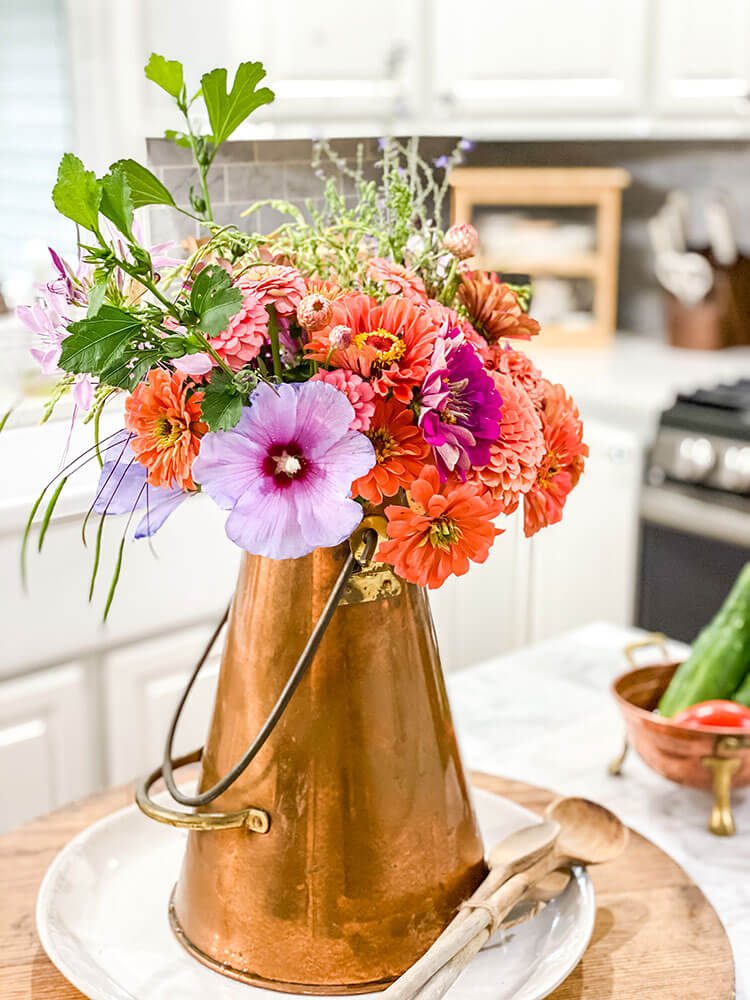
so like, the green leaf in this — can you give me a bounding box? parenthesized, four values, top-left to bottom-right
(200, 370, 244, 432)
(164, 128, 192, 149)
(52, 153, 102, 232)
(189, 265, 241, 336)
(87, 280, 108, 318)
(145, 53, 184, 100)
(110, 159, 176, 210)
(59, 306, 143, 377)
(100, 166, 134, 239)
(99, 345, 165, 389)
(38, 476, 68, 552)
(200, 62, 274, 146)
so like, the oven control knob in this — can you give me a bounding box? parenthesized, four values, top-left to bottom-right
(674, 436, 716, 482)
(717, 445, 750, 493)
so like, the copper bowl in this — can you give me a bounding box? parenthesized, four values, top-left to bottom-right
(612, 662, 750, 789)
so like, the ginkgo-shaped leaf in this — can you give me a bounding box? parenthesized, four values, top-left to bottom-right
(201, 62, 274, 146)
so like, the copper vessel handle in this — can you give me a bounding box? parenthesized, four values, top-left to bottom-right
(136, 520, 383, 822)
(624, 632, 670, 668)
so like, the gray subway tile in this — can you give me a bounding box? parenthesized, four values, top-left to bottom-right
(255, 138, 314, 163)
(146, 138, 193, 167)
(226, 163, 285, 202)
(212, 141, 257, 165)
(148, 206, 198, 246)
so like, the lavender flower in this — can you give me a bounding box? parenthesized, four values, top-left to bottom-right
(419, 327, 502, 480)
(93, 431, 187, 537)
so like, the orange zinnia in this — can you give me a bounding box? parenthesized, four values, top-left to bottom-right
(524, 381, 588, 537)
(125, 370, 207, 491)
(351, 397, 430, 503)
(305, 292, 438, 403)
(458, 271, 540, 342)
(379, 467, 503, 589)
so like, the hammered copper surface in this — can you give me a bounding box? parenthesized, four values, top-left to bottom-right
(172, 544, 486, 994)
(612, 663, 750, 789)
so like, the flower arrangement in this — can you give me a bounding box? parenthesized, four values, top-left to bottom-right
(17, 54, 587, 615)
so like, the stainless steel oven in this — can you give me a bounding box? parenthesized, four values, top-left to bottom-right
(637, 384, 750, 643)
(637, 481, 750, 643)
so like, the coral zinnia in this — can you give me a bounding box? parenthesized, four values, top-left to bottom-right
(458, 272, 540, 342)
(306, 293, 438, 403)
(419, 327, 501, 481)
(379, 467, 502, 589)
(485, 344, 545, 408)
(367, 257, 427, 302)
(209, 287, 268, 370)
(470, 371, 545, 514)
(193, 381, 374, 559)
(125, 370, 206, 491)
(351, 396, 431, 504)
(524, 381, 588, 537)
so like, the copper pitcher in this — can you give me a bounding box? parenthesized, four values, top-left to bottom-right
(137, 521, 486, 994)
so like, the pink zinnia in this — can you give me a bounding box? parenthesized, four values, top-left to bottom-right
(193, 381, 375, 559)
(367, 257, 427, 302)
(209, 288, 268, 370)
(470, 371, 545, 515)
(311, 369, 376, 432)
(241, 264, 306, 317)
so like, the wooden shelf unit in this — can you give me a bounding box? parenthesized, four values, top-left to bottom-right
(450, 167, 630, 349)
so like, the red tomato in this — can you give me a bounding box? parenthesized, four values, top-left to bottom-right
(673, 700, 750, 730)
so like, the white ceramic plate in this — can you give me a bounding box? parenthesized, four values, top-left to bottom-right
(37, 788, 594, 1000)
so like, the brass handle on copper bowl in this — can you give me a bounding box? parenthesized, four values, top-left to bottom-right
(702, 734, 750, 837)
(623, 633, 670, 669)
(136, 521, 383, 832)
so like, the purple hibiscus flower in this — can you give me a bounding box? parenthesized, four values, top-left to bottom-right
(193, 381, 375, 559)
(419, 326, 502, 481)
(93, 431, 187, 538)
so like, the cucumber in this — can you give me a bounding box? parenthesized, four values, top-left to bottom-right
(733, 671, 750, 708)
(658, 562, 750, 716)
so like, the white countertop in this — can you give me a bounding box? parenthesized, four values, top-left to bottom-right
(448, 622, 749, 998)
(529, 336, 750, 444)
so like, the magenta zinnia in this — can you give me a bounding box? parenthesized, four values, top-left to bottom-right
(418, 327, 501, 480)
(193, 381, 375, 559)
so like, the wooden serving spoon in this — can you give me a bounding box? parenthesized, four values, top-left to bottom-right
(381, 821, 559, 1000)
(389, 798, 629, 1000)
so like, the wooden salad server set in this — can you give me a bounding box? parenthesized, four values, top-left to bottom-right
(384, 796, 630, 1000)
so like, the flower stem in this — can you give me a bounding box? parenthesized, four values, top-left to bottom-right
(267, 306, 282, 379)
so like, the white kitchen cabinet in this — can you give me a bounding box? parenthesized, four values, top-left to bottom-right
(248, 1, 423, 122)
(653, 0, 750, 118)
(528, 420, 643, 642)
(104, 627, 221, 784)
(432, 0, 647, 119)
(431, 514, 530, 673)
(0, 663, 97, 832)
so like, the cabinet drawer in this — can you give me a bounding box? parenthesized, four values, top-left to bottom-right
(0, 664, 97, 832)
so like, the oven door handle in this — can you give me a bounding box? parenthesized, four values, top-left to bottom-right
(641, 484, 750, 547)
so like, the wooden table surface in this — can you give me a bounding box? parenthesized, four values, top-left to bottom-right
(0, 772, 735, 1000)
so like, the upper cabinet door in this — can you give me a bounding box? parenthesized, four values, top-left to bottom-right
(432, 0, 647, 118)
(653, 0, 750, 116)
(250, 0, 423, 122)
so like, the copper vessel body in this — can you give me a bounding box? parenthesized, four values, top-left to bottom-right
(612, 663, 750, 788)
(171, 543, 486, 994)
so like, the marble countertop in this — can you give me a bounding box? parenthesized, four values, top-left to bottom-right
(448, 621, 749, 998)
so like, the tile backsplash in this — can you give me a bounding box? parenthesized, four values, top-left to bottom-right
(148, 136, 750, 339)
